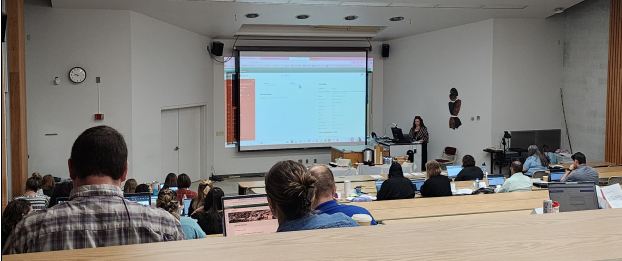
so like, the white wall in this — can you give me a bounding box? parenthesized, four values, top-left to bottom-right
(491, 19, 564, 153)
(383, 20, 494, 169)
(25, 4, 133, 178)
(212, 39, 384, 175)
(130, 12, 213, 183)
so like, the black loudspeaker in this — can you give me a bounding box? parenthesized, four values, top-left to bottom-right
(381, 44, 390, 58)
(2, 12, 7, 43)
(210, 41, 224, 56)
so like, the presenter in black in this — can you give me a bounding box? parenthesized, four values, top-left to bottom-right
(409, 116, 429, 169)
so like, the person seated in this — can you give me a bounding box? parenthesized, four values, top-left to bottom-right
(265, 160, 359, 232)
(12, 173, 50, 211)
(192, 187, 225, 235)
(495, 161, 532, 193)
(454, 155, 484, 181)
(188, 180, 212, 215)
(123, 178, 137, 193)
(522, 145, 548, 177)
(308, 166, 377, 225)
(1, 199, 32, 249)
(176, 173, 197, 200)
(377, 162, 416, 201)
(47, 181, 73, 208)
(420, 161, 453, 197)
(157, 188, 206, 240)
(2, 126, 185, 255)
(134, 184, 151, 193)
(41, 174, 56, 197)
(561, 152, 599, 184)
(164, 173, 177, 188)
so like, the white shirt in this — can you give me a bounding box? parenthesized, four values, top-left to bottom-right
(494, 172, 533, 193)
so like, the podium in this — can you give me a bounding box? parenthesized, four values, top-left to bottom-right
(379, 141, 424, 172)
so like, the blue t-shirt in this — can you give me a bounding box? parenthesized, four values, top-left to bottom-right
(315, 200, 377, 225)
(523, 156, 547, 177)
(180, 216, 206, 239)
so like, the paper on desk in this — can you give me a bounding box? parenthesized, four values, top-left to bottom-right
(454, 189, 473, 195)
(411, 173, 425, 176)
(479, 182, 487, 189)
(600, 183, 622, 209)
(370, 175, 383, 179)
(450, 183, 457, 192)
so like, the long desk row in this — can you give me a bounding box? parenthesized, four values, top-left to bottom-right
(6, 208, 621, 260)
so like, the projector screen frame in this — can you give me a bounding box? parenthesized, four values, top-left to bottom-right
(233, 46, 371, 152)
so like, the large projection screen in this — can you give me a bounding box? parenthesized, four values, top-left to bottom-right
(236, 50, 368, 151)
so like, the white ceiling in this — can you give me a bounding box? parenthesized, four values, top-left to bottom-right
(50, 0, 583, 40)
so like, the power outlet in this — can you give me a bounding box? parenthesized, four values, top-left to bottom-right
(216, 131, 225, 136)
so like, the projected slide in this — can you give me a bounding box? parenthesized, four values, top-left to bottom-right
(235, 52, 369, 151)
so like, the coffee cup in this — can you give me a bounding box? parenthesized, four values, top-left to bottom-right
(352, 214, 373, 226)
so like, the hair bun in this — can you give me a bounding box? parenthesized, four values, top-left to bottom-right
(31, 172, 42, 179)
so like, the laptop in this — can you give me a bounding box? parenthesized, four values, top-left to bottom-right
(548, 182, 599, 212)
(56, 197, 69, 205)
(391, 127, 411, 144)
(183, 198, 193, 216)
(375, 180, 385, 191)
(487, 175, 505, 187)
(222, 194, 279, 237)
(446, 165, 462, 178)
(411, 179, 425, 191)
(549, 169, 566, 182)
(124, 192, 151, 206)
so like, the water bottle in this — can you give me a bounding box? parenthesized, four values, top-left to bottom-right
(481, 162, 487, 178)
(152, 180, 159, 195)
(474, 178, 480, 189)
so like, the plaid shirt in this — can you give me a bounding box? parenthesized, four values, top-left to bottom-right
(2, 184, 186, 255)
(177, 189, 197, 201)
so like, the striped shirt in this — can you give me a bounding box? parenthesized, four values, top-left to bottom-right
(2, 184, 186, 255)
(12, 194, 49, 211)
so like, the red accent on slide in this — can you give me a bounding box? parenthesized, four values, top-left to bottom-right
(240, 79, 256, 141)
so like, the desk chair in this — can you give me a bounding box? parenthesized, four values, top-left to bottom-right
(607, 176, 622, 185)
(532, 171, 547, 180)
(435, 147, 458, 168)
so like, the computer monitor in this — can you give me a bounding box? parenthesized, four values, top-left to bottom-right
(549, 172, 565, 182)
(183, 198, 193, 216)
(391, 127, 410, 142)
(487, 175, 505, 186)
(446, 165, 462, 178)
(375, 180, 385, 191)
(411, 179, 425, 191)
(169, 186, 178, 191)
(124, 192, 151, 206)
(222, 194, 279, 237)
(56, 197, 69, 205)
(548, 182, 599, 212)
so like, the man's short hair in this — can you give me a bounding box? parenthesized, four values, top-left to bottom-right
(571, 152, 587, 164)
(511, 161, 523, 173)
(308, 166, 335, 198)
(70, 126, 127, 180)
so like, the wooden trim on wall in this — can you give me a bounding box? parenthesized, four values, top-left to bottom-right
(7, 0, 28, 198)
(606, 0, 622, 165)
(2, 42, 6, 211)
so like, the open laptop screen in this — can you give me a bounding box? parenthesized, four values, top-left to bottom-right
(487, 176, 505, 186)
(411, 180, 425, 191)
(375, 180, 384, 191)
(446, 165, 462, 178)
(183, 198, 193, 216)
(548, 182, 598, 212)
(550, 173, 565, 182)
(124, 192, 151, 206)
(222, 195, 278, 236)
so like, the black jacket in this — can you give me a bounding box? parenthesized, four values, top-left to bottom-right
(420, 175, 453, 197)
(377, 177, 416, 201)
(192, 211, 223, 235)
(454, 166, 484, 181)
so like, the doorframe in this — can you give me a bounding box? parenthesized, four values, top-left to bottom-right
(160, 103, 208, 182)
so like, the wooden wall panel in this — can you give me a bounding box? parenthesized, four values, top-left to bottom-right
(7, 0, 28, 198)
(606, 0, 622, 165)
(2, 42, 6, 211)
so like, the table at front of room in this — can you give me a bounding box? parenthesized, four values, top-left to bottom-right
(357, 163, 415, 175)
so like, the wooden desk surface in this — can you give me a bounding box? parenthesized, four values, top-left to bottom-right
(347, 190, 549, 210)
(368, 198, 544, 221)
(380, 209, 534, 225)
(558, 161, 617, 168)
(596, 166, 622, 173)
(6, 209, 621, 261)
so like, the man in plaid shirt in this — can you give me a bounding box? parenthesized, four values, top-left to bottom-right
(2, 126, 186, 255)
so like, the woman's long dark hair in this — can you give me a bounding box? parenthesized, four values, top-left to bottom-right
(388, 162, 405, 178)
(411, 116, 426, 130)
(203, 187, 225, 234)
(2, 199, 31, 232)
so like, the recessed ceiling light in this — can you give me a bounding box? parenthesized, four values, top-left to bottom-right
(389, 16, 404, 21)
(296, 14, 311, 19)
(245, 13, 260, 18)
(554, 7, 565, 14)
(344, 15, 358, 21)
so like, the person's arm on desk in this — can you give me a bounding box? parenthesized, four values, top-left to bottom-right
(494, 183, 508, 193)
(561, 163, 576, 182)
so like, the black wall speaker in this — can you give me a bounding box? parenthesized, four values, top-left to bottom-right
(381, 44, 390, 58)
(2, 12, 7, 43)
(211, 41, 224, 57)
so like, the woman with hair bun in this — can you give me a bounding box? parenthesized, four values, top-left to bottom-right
(12, 173, 50, 211)
(265, 160, 359, 232)
(156, 188, 205, 239)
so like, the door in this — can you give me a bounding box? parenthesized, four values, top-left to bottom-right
(161, 106, 203, 182)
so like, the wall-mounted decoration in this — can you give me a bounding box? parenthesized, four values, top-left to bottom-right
(448, 88, 462, 130)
